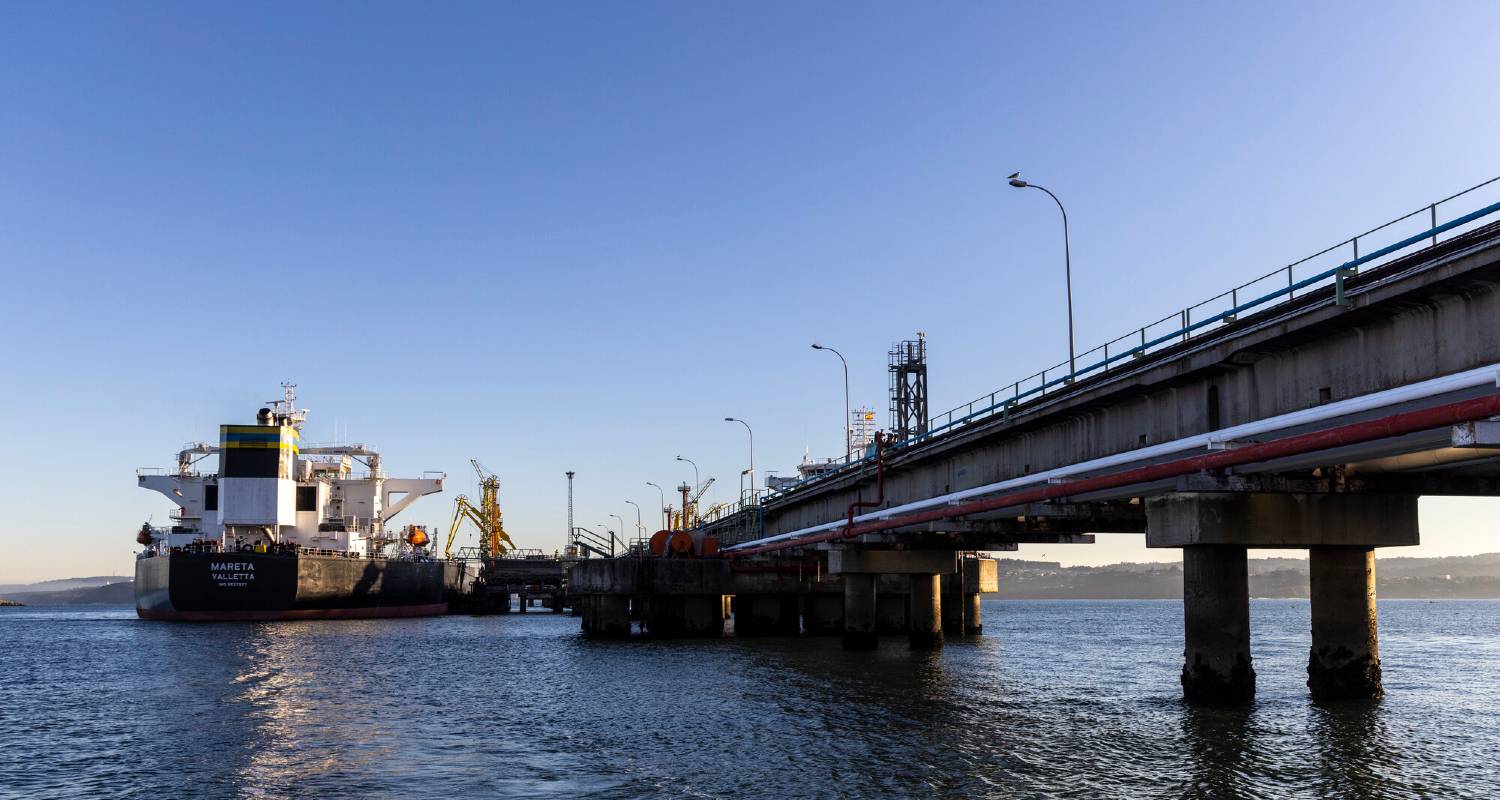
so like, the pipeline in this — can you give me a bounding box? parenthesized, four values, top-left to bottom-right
(844, 432, 887, 529)
(726, 391, 1500, 558)
(727, 362, 1500, 553)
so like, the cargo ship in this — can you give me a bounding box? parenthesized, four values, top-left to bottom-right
(134, 385, 464, 620)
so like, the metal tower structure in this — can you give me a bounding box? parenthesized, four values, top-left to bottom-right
(850, 407, 879, 458)
(889, 332, 929, 441)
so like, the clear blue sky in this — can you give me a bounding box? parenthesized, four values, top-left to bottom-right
(3, 2, 1497, 581)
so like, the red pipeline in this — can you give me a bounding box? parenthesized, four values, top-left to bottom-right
(727, 392, 1500, 558)
(844, 432, 887, 529)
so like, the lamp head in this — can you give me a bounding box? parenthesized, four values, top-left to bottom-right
(1008, 171, 1027, 188)
(724, 416, 735, 422)
(675, 455, 685, 462)
(810, 343, 823, 350)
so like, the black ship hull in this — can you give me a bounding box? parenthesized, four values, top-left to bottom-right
(135, 551, 464, 621)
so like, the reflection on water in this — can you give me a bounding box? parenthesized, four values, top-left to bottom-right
(1, 600, 1496, 799)
(1309, 700, 1398, 799)
(233, 624, 404, 791)
(1181, 703, 1258, 799)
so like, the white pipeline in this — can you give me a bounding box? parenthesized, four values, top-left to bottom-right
(727, 363, 1500, 552)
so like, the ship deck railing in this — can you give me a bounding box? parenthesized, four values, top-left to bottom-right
(139, 544, 431, 561)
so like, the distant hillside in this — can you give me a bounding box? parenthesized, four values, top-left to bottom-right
(996, 554, 1500, 599)
(0, 576, 130, 595)
(1, 581, 134, 605)
(5, 555, 1499, 605)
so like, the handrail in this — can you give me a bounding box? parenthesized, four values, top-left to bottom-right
(923, 193, 1500, 439)
(768, 176, 1500, 498)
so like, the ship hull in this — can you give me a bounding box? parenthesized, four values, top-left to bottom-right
(135, 551, 463, 621)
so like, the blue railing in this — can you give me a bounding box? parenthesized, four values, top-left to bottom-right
(769, 175, 1500, 499)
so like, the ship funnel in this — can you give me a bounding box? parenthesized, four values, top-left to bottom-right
(257, 407, 274, 425)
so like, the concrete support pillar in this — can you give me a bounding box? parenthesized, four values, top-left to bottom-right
(963, 592, 983, 635)
(1308, 547, 1382, 701)
(940, 572, 964, 635)
(581, 594, 631, 637)
(803, 593, 844, 636)
(908, 574, 943, 650)
(644, 595, 724, 637)
(842, 573, 877, 650)
(876, 593, 907, 634)
(735, 594, 799, 636)
(1181, 546, 1254, 704)
(684, 595, 724, 636)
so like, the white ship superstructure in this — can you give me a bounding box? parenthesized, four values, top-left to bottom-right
(137, 384, 443, 557)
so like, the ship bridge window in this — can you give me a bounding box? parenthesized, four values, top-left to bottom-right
(204, 484, 218, 511)
(296, 486, 317, 512)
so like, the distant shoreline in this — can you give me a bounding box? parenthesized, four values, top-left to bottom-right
(6, 596, 1500, 609)
(5, 554, 1499, 605)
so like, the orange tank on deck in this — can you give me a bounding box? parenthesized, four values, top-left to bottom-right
(648, 529, 721, 558)
(666, 531, 694, 556)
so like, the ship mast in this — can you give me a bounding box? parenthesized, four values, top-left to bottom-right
(269, 382, 308, 430)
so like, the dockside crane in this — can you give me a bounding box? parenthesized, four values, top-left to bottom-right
(444, 459, 515, 559)
(671, 476, 716, 529)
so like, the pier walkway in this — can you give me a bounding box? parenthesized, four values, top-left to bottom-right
(574, 183, 1500, 704)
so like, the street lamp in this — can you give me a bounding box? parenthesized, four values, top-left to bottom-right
(610, 514, 625, 548)
(624, 500, 644, 542)
(1008, 172, 1076, 379)
(811, 343, 851, 460)
(646, 481, 666, 530)
(724, 417, 755, 503)
(675, 455, 699, 492)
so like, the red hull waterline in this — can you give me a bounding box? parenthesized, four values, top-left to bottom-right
(137, 602, 449, 622)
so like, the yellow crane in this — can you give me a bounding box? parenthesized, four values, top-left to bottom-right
(444, 459, 515, 559)
(671, 477, 717, 530)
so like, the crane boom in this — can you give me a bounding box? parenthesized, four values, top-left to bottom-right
(443, 461, 515, 559)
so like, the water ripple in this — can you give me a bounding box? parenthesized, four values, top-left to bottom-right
(0, 600, 1496, 799)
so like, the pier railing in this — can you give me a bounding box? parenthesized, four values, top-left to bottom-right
(769, 175, 1500, 498)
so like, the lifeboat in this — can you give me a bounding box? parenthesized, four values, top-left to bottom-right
(403, 525, 430, 548)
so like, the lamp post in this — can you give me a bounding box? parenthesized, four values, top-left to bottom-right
(811, 343, 851, 460)
(646, 481, 666, 530)
(1008, 172, 1076, 379)
(724, 417, 755, 503)
(566, 471, 575, 544)
(609, 514, 625, 551)
(624, 500, 643, 543)
(675, 455, 699, 493)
